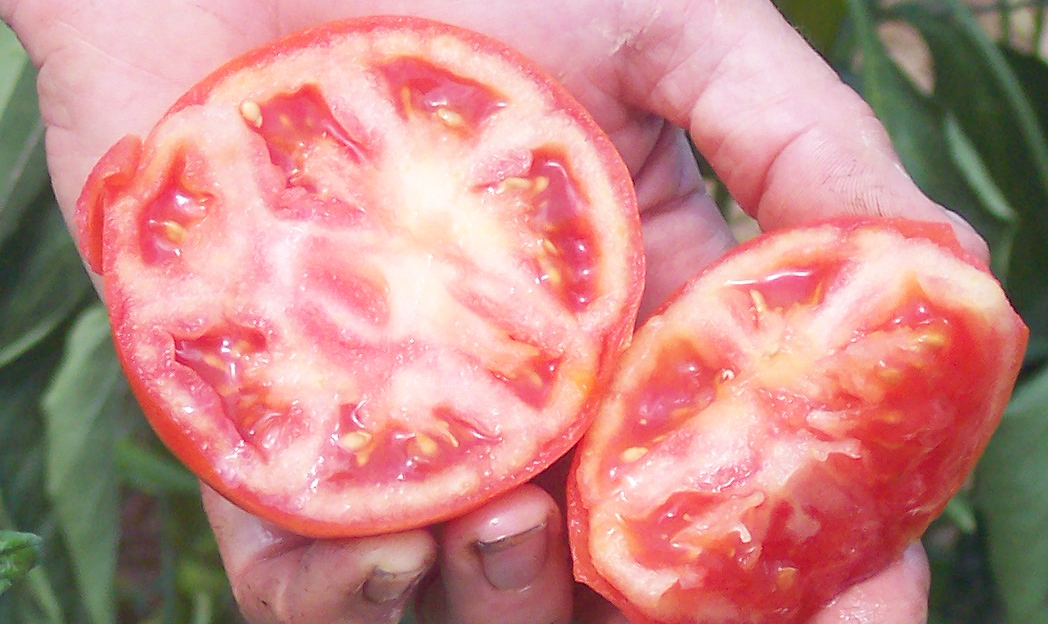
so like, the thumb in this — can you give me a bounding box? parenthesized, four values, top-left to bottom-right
(808, 542, 931, 624)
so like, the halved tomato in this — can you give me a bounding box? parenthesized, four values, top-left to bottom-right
(76, 16, 643, 537)
(568, 219, 1027, 623)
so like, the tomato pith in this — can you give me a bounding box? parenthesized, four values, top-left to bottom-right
(77, 16, 643, 537)
(568, 219, 1027, 624)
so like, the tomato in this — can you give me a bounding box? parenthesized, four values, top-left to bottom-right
(567, 219, 1027, 624)
(76, 16, 643, 537)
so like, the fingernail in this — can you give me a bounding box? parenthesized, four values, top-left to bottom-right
(943, 208, 980, 238)
(363, 566, 427, 604)
(475, 522, 548, 591)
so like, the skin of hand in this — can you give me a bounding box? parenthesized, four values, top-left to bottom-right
(0, 0, 973, 622)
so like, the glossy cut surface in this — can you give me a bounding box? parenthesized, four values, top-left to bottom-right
(569, 219, 1027, 624)
(76, 16, 643, 537)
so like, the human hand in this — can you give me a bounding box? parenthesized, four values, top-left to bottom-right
(2, 0, 975, 622)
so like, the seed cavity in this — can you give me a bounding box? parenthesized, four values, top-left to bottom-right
(326, 404, 500, 483)
(487, 152, 597, 312)
(382, 56, 506, 134)
(488, 349, 560, 408)
(140, 150, 214, 264)
(249, 84, 369, 195)
(173, 324, 286, 450)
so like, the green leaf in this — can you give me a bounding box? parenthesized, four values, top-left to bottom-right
(0, 531, 42, 594)
(0, 340, 73, 624)
(942, 495, 978, 535)
(891, 0, 1048, 357)
(775, 0, 848, 57)
(116, 440, 200, 497)
(997, 46, 1048, 363)
(0, 24, 48, 249)
(43, 306, 124, 624)
(845, 0, 1013, 254)
(0, 197, 94, 368)
(975, 366, 1048, 623)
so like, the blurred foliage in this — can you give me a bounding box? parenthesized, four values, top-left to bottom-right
(0, 20, 238, 624)
(0, 2, 1047, 623)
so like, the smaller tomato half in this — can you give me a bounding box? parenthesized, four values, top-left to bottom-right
(568, 218, 1027, 624)
(76, 17, 643, 537)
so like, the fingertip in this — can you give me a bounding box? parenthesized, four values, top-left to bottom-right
(243, 529, 436, 624)
(809, 542, 930, 624)
(445, 484, 559, 593)
(421, 485, 573, 624)
(201, 482, 438, 622)
(359, 530, 438, 605)
(942, 207, 991, 264)
(900, 541, 932, 596)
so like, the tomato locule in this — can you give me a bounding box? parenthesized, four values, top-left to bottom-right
(76, 16, 643, 537)
(568, 219, 1027, 624)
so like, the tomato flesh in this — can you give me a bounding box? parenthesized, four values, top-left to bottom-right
(77, 17, 642, 537)
(569, 219, 1027, 624)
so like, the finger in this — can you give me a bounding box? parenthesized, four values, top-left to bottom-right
(633, 121, 735, 321)
(617, 0, 987, 260)
(808, 542, 931, 624)
(2, 1, 281, 220)
(418, 485, 573, 624)
(201, 485, 436, 624)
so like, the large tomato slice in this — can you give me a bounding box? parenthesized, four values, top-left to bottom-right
(76, 16, 643, 537)
(568, 219, 1027, 624)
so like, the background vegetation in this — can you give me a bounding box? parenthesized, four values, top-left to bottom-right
(1, 1, 1047, 622)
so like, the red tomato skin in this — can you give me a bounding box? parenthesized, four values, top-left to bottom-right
(568, 218, 1028, 624)
(77, 17, 643, 537)
(76, 135, 143, 274)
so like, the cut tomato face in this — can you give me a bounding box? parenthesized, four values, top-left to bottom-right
(568, 219, 1027, 624)
(76, 16, 643, 537)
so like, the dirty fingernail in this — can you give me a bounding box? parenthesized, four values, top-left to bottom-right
(475, 523, 548, 591)
(363, 566, 427, 604)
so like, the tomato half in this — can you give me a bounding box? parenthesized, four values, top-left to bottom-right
(568, 219, 1027, 624)
(76, 16, 643, 537)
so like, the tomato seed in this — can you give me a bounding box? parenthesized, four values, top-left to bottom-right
(338, 431, 373, 453)
(750, 289, 770, 318)
(620, 447, 648, 463)
(414, 433, 439, 457)
(497, 177, 532, 193)
(775, 566, 799, 590)
(918, 331, 947, 348)
(159, 220, 187, 244)
(239, 100, 264, 128)
(434, 107, 465, 128)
